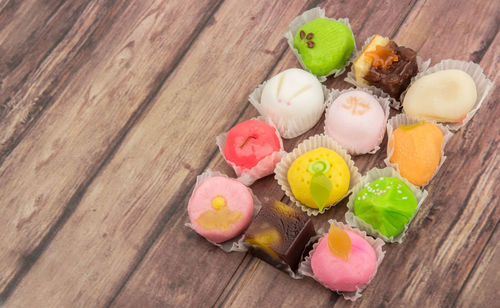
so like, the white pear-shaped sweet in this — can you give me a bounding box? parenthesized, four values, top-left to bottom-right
(403, 70, 477, 122)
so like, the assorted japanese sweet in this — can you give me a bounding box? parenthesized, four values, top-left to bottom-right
(244, 199, 316, 271)
(183, 6, 496, 303)
(325, 90, 386, 155)
(221, 119, 283, 184)
(389, 121, 444, 186)
(310, 224, 377, 292)
(353, 34, 418, 98)
(293, 18, 355, 76)
(287, 147, 350, 211)
(188, 176, 254, 243)
(259, 68, 325, 138)
(353, 176, 418, 238)
(403, 70, 477, 123)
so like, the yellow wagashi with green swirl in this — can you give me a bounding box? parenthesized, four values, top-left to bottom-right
(287, 148, 350, 210)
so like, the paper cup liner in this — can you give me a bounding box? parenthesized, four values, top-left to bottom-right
(274, 134, 361, 216)
(249, 80, 330, 139)
(399, 59, 494, 131)
(324, 87, 391, 155)
(284, 7, 358, 81)
(344, 167, 428, 243)
(248, 248, 305, 280)
(384, 113, 453, 187)
(185, 169, 262, 252)
(344, 34, 431, 109)
(216, 116, 286, 186)
(284, 264, 304, 279)
(298, 220, 385, 301)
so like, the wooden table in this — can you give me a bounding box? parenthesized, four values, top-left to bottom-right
(0, 0, 498, 307)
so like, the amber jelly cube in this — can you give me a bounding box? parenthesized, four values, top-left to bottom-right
(244, 199, 315, 272)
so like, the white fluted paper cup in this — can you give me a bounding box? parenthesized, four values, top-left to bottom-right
(344, 34, 431, 109)
(324, 87, 391, 155)
(216, 116, 286, 186)
(274, 134, 361, 216)
(384, 113, 453, 187)
(345, 167, 428, 243)
(185, 170, 262, 252)
(249, 79, 330, 139)
(400, 59, 494, 131)
(298, 220, 385, 301)
(284, 7, 358, 81)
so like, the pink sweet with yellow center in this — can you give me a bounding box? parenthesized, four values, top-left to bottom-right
(188, 176, 254, 243)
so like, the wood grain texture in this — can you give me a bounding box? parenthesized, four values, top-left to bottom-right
(2, 0, 316, 306)
(0, 0, 91, 162)
(215, 0, 500, 306)
(0, 0, 498, 307)
(0, 0, 221, 299)
(454, 220, 500, 308)
(110, 0, 430, 307)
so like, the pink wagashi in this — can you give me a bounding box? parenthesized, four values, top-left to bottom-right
(188, 176, 254, 243)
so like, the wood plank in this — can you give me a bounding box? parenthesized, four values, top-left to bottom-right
(214, 0, 426, 304)
(2, 1, 497, 307)
(215, 0, 500, 307)
(444, 34, 500, 308)
(454, 219, 500, 307)
(330, 4, 500, 307)
(1, 0, 316, 306)
(0, 0, 91, 162)
(0, 0, 221, 299)
(108, 1, 431, 307)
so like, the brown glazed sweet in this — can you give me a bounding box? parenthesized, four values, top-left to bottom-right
(364, 41, 418, 99)
(244, 199, 316, 272)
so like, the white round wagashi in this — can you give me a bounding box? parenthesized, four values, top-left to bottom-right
(261, 68, 324, 138)
(403, 70, 477, 122)
(325, 90, 385, 155)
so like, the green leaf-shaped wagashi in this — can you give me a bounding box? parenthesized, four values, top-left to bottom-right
(310, 173, 331, 211)
(307, 158, 333, 211)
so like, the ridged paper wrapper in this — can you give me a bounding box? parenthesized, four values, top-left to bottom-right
(345, 167, 428, 243)
(324, 87, 391, 155)
(216, 116, 286, 186)
(284, 7, 358, 81)
(298, 220, 385, 301)
(274, 134, 361, 216)
(400, 59, 494, 131)
(185, 170, 262, 252)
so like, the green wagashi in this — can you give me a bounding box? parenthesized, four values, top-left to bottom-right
(354, 176, 417, 238)
(293, 18, 355, 76)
